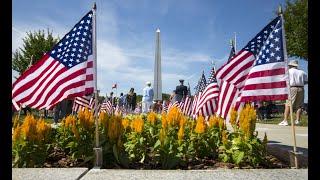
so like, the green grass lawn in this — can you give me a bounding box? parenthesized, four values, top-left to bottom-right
(256, 113, 308, 127)
(12, 113, 55, 125)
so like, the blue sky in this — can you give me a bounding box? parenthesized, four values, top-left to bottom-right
(12, 0, 308, 102)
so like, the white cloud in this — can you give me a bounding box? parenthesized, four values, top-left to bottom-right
(12, 1, 218, 97)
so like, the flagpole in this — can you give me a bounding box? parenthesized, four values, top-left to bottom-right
(234, 32, 237, 53)
(279, 5, 299, 169)
(92, 2, 102, 168)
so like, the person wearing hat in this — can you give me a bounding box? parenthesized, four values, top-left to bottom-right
(142, 81, 154, 113)
(279, 60, 308, 126)
(175, 79, 188, 102)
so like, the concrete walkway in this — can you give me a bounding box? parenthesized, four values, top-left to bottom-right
(12, 168, 308, 180)
(12, 168, 88, 180)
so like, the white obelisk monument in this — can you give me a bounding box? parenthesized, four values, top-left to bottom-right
(154, 28, 162, 101)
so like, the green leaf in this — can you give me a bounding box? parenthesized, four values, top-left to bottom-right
(140, 153, 145, 163)
(154, 140, 161, 149)
(113, 144, 120, 163)
(233, 151, 244, 164)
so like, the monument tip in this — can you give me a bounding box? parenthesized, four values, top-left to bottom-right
(156, 28, 160, 32)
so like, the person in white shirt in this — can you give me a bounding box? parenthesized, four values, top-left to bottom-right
(142, 81, 154, 113)
(279, 60, 308, 126)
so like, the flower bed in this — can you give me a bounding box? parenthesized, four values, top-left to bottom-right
(12, 105, 289, 169)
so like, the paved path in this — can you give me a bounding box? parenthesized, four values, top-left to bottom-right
(255, 123, 308, 149)
(12, 168, 88, 180)
(12, 168, 307, 180)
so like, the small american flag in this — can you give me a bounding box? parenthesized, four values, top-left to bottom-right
(216, 16, 288, 119)
(72, 96, 90, 113)
(168, 101, 179, 111)
(181, 96, 192, 116)
(193, 72, 207, 117)
(195, 66, 219, 118)
(12, 10, 94, 110)
(100, 100, 113, 114)
(228, 40, 236, 62)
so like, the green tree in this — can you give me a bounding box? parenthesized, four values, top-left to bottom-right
(283, 0, 308, 60)
(12, 29, 59, 75)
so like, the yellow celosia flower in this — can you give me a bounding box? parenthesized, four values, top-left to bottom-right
(161, 112, 168, 129)
(229, 107, 238, 128)
(107, 116, 123, 141)
(99, 111, 106, 124)
(208, 115, 219, 128)
(221, 130, 228, 145)
(130, 117, 144, 133)
(167, 106, 183, 127)
(179, 116, 187, 128)
(13, 124, 22, 142)
(195, 115, 206, 134)
(36, 119, 51, 141)
(178, 126, 184, 141)
(147, 112, 157, 125)
(122, 118, 130, 130)
(64, 115, 76, 128)
(159, 128, 166, 145)
(239, 104, 257, 139)
(21, 114, 37, 141)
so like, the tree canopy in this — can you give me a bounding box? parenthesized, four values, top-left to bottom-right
(12, 29, 59, 75)
(283, 0, 308, 60)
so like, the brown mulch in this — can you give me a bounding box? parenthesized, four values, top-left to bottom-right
(43, 147, 289, 169)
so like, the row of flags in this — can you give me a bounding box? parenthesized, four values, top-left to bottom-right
(163, 15, 287, 121)
(12, 7, 288, 122)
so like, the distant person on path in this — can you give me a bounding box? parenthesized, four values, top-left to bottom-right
(53, 102, 62, 124)
(142, 81, 154, 113)
(107, 92, 116, 107)
(118, 93, 125, 108)
(279, 60, 308, 126)
(152, 100, 162, 113)
(170, 90, 176, 104)
(175, 79, 188, 102)
(127, 88, 137, 112)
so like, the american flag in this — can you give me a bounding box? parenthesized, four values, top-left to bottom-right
(100, 100, 113, 114)
(168, 101, 179, 111)
(162, 102, 169, 112)
(191, 72, 206, 118)
(216, 16, 288, 119)
(12, 11, 94, 110)
(228, 40, 236, 62)
(195, 66, 219, 118)
(181, 96, 192, 116)
(72, 96, 90, 113)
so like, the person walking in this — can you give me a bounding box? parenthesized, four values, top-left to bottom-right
(175, 79, 188, 102)
(127, 88, 137, 112)
(118, 93, 125, 108)
(279, 60, 308, 126)
(107, 92, 116, 107)
(142, 81, 154, 113)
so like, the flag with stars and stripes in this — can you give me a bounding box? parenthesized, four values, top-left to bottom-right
(72, 96, 90, 113)
(12, 10, 94, 110)
(195, 66, 219, 118)
(191, 72, 207, 118)
(181, 96, 192, 116)
(215, 16, 288, 119)
(228, 40, 236, 62)
(100, 100, 113, 115)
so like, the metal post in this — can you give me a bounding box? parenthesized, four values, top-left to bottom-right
(234, 32, 237, 53)
(279, 5, 299, 169)
(92, 2, 103, 168)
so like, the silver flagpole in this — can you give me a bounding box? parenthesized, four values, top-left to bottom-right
(234, 32, 237, 53)
(92, 2, 102, 168)
(279, 5, 299, 168)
